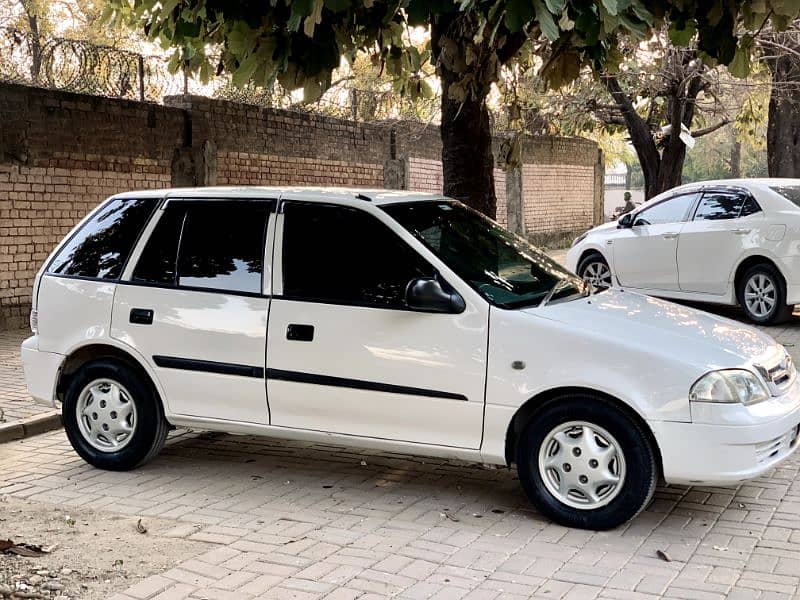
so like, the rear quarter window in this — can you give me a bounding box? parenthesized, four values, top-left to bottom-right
(770, 185, 800, 207)
(48, 197, 157, 280)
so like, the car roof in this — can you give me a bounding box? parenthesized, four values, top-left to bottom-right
(111, 186, 447, 206)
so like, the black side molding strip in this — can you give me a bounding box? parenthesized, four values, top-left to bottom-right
(153, 355, 264, 378)
(266, 368, 467, 401)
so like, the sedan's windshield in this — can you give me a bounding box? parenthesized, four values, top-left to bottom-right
(383, 201, 587, 309)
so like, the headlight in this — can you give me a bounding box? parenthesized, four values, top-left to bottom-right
(571, 232, 588, 247)
(689, 369, 770, 406)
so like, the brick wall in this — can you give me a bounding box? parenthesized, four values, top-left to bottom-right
(0, 82, 601, 329)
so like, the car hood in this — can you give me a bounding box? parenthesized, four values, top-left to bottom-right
(522, 289, 782, 371)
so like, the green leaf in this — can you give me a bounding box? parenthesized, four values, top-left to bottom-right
(601, 0, 618, 16)
(668, 20, 696, 46)
(545, 0, 566, 14)
(504, 0, 536, 32)
(534, 0, 560, 41)
(324, 0, 351, 12)
(232, 53, 259, 86)
(728, 35, 753, 78)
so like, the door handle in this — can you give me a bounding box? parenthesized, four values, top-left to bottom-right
(129, 308, 154, 325)
(662, 232, 679, 239)
(732, 228, 751, 235)
(287, 324, 314, 342)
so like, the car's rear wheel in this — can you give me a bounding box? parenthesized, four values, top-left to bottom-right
(63, 359, 169, 471)
(737, 263, 794, 325)
(516, 395, 657, 530)
(577, 253, 612, 290)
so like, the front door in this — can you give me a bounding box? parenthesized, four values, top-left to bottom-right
(678, 191, 763, 294)
(112, 198, 275, 424)
(612, 192, 699, 290)
(266, 201, 487, 449)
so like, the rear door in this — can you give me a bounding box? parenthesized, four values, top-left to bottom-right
(612, 192, 699, 290)
(112, 198, 275, 424)
(678, 190, 763, 294)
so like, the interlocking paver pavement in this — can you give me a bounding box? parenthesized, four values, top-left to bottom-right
(0, 327, 42, 424)
(3, 279, 800, 598)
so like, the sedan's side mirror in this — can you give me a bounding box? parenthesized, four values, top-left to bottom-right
(618, 213, 633, 228)
(405, 277, 466, 314)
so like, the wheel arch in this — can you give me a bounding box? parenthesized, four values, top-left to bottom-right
(733, 254, 787, 293)
(503, 386, 663, 476)
(576, 248, 609, 271)
(56, 342, 164, 411)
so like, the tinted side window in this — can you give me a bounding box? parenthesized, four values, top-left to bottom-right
(634, 193, 697, 226)
(177, 202, 270, 294)
(48, 198, 156, 279)
(282, 203, 433, 308)
(739, 196, 761, 217)
(694, 192, 746, 220)
(132, 205, 185, 285)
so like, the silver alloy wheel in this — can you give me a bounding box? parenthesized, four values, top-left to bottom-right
(75, 378, 137, 452)
(538, 421, 626, 510)
(744, 273, 777, 318)
(581, 261, 612, 289)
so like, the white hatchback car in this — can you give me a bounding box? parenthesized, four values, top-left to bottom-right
(568, 179, 800, 324)
(22, 187, 800, 530)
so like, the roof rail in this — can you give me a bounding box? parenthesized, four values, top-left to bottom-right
(355, 193, 372, 202)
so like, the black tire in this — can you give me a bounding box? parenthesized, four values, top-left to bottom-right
(577, 253, 613, 290)
(736, 263, 794, 325)
(516, 395, 657, 530)
(63, 359, 169, 471)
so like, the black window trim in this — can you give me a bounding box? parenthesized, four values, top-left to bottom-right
(44, 195, 162, 281)
(277, 199, 450, 313)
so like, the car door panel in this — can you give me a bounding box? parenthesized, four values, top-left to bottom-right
(112, 198, 275, 425)
(266, 201, 487, 449)
(678, 192, 764, 294)
(612, 224, 684, 290)
(266, 299, 486, 447)
(611, 193, 699, 291)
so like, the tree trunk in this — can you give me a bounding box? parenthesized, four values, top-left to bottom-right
(432, 15, 496, 218)
(20, 0, 42, 81)
(439, 77, 496, 217)
(730, 135, 742, 178)
(766, 37, 800, 177)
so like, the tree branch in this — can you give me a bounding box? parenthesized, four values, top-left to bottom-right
(691, 118, 731, 137)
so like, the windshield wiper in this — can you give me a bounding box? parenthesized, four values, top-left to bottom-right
(539, 279, 572, 307)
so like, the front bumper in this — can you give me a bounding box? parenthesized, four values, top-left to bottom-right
(652, 383, 800, 485)
(20, 335, 63, 408)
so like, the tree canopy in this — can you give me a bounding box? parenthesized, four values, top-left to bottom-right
(107, 0, 800, 217)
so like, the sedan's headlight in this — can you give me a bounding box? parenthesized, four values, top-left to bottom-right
(689, 369, 770, 406)
(571, 232, 588, 247)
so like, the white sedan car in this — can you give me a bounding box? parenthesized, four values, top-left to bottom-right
(568, 179, 800, 324)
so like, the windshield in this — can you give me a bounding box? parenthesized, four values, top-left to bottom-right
(383, 201, 587, 309)
(770, 185, 800, 207)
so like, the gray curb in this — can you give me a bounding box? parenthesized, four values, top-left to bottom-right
(0, 411, 62, 443)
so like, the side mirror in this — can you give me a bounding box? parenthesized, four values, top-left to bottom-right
(618, 213, 633, 228)
(405, 277, 466, 314)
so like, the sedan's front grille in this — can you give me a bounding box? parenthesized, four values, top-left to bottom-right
(755, 424, 800, 464)
(755, 354, 796, 396)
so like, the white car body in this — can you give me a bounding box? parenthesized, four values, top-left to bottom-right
(567, 178, 800, 308)
(20, 187, 800, 517)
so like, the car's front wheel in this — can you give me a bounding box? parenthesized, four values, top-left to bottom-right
(577, 253, 613, 290)
(737, 263, 794, 325)
(516, 395, 657, 530)
(63, 359, 169, 471)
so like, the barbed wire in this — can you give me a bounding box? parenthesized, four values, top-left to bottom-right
(0, 27, 451, 127)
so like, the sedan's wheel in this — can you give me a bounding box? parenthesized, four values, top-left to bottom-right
(577, 254, 612, 290)
(517, 395, 657, 530)
(737, 263, 793, 325)
(63, 359, 169, 471)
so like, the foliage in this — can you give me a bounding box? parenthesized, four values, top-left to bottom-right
(682, 127, 767, 182)
(104, 0, 800, 101)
